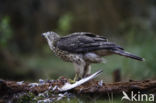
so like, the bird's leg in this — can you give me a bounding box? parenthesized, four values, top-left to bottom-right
(82, 64, 91, 78)
(70, 63, 91, 83)
(69, 73, 80, 84)
(69, 63, 83, 83)
(73, 73, 78, 81)
(73, 62, 85, 77)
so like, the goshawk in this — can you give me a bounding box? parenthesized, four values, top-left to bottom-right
(42, 32, 144, 79)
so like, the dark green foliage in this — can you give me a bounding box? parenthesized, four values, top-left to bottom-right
(0, 17, 12, 48)
(57, 12, 73, 34)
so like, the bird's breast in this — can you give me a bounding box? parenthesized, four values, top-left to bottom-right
(52, 47, 84, 64)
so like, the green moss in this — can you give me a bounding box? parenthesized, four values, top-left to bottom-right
(16, 92, 37, 103)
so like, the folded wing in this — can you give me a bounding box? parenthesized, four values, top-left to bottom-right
(55, 32, 123, 53)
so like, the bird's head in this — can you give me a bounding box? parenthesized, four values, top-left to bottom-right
(42, 31, 60, 50)
(42, 31, 60, 42)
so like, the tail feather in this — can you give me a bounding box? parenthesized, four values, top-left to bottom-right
(113, 50, 144, 61)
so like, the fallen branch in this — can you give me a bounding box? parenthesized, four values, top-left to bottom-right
(0, 77, 156, 102)
(73, 79, 156, 95)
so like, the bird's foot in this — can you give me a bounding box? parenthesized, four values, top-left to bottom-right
(68, 74, 79, 84)
(68, 79, 76, 84)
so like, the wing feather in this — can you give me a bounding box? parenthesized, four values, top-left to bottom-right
(55, 32, 123, 53)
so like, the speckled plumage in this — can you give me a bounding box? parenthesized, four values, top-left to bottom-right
(42, 31, 144, 79)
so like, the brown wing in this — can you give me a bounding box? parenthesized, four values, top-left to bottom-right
(55, 32, 123, 53)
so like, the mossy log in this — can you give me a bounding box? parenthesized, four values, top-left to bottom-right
(0, 78, 156, 99)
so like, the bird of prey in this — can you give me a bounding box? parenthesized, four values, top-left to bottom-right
(42, 31, 144, 80)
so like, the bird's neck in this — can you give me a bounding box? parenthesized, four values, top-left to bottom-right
(47, 37, 59, 51)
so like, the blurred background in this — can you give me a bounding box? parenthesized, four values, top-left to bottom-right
(0, 0, 156, 82)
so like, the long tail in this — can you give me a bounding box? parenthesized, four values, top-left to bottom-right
(112, 49, 144, 61)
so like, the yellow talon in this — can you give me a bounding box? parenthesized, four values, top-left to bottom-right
(68, 74, 78, 84)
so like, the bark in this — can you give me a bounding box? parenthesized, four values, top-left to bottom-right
(0, 78, 155, 99)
